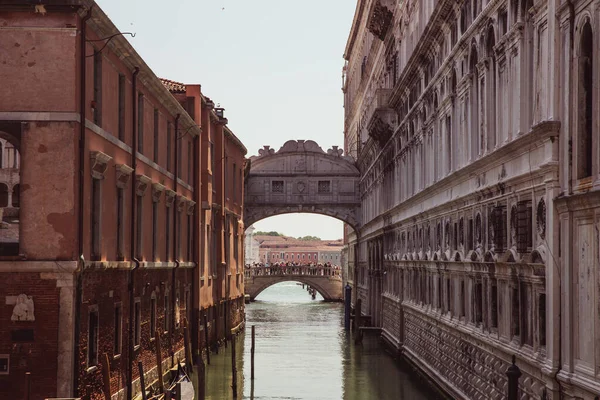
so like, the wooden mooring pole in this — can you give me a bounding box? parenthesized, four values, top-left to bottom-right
(155, 329, 165, 394)
(195, 355, 206, 400)
(138, 361, 147, 400)
(231, 333, 238, 398)
(25, 372, 31, 400)
(354, 298, 362, 344)
(251, 325, 256, 380)
(203, 314, 211, 365)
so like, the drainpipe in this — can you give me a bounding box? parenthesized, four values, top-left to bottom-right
(192, 133, 200, 357)
(566, 0, 575, 197)
(127, 258, 140, 400)
(126, 66, 140, 400)
(172, 259, 180, 365)
(73, 7, 92, 397)
(172, 115, 181, 363)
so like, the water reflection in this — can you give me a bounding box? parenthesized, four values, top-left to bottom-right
(202, 282, 439, 400)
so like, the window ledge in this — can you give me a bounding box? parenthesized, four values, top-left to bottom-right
(134, 345, 141, 352)
(113, 354, 121, 361)
(150, 337, 155, 343)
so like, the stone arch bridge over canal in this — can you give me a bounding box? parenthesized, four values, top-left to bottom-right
(244, 264, 343, 301)
(244, 140, 361, 231)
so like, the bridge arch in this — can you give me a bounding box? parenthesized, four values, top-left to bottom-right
(244, 140, 361, 231)
(249, 278, 337, 302)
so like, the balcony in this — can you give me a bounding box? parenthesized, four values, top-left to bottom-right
(367, 89, 396, 146)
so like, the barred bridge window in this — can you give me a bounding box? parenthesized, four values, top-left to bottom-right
(271, 180, 284, 193)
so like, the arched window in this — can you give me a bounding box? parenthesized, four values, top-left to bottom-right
(470, 45, 481, 160)
(486, 26, 497, 151)
(578, 21, 594, 179)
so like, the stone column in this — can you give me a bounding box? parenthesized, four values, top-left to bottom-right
(7, 186, 13, 208)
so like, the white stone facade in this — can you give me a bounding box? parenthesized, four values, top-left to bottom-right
(343, 0, 600, 399)
(244, 225, 261, 265)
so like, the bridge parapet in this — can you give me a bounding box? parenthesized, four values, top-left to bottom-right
(244, 265, 342, 279)
(244, 264, 343, 301)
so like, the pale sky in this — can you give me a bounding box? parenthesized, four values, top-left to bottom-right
(96, 0, 356, 240)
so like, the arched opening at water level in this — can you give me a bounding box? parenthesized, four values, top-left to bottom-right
(244, 214, 349, 302)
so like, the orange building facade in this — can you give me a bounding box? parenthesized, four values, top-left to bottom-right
(0, 1, 246, 399)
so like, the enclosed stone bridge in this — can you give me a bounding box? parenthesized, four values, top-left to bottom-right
(244, 265, 343, 301)
(244, 140, 361, 230)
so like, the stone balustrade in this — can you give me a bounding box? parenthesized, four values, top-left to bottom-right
(244, 265, 341, 279)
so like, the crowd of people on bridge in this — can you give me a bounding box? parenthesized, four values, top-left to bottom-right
(244, 262, 341, 277)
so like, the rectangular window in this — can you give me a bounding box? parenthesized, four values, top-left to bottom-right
(93, 51, 102, 126)
(446, 116, 452, 172)
(136, 195, 143, 259)
(166, 206, 171, 261)
(490, 282, 498, 328)
(177, 139, 182, 176)
(177, 210, 182, 259)
(152, 201, 158, 261)
(272, 180, 284, 193)
(474, 282, 483, 325)
(163, 293, 170, 333)
(150, 296, 157, 338)
(446, 278, 451, 314)
(188, 144, 193, 184)
(118, 74, 126, 141)
(233, 164, 237, 202)
(459, 280, 465, 317)
(153, 109, 159, 162)
(91, 178, 102, 261)
(516, 200, 533, 253)
(167, 122, 172, 172)
(134, 299, 141, 347)
(116, 188, 124, 261)
(512, 287, 520, 338)
(210, 142, 215, 173)
(88, 307, 99, 367)
(467, 218, 474, 252)
(114, 303, 122, 356)
(318, 181, 331, 193)
(539, 293, 546, 347)
(187, 214, 192, 261)
(137, 94, 144, 154)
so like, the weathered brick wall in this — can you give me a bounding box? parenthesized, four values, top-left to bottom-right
(77, 266, 194, 399)
(0, 272, 61, 399)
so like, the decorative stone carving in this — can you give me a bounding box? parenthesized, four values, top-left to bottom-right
(176, 196, 187, 213)
(367, 0, 393, 40)
(165, 190, 176, 208)
(151, 182, 165, 203)
(327, 146, 344, 157)
(115, 164, 134, 189)
(90, 151, 112, 180)
(7, 294, 35, 321)
(135, 174, 152, 196)
(187, 200, 196, 215)
(537, 199, 546, 240)
(296, 181, 306, 193)
(258, 146, 275, 157)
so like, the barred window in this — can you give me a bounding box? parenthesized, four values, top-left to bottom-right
(318, 181, 331, 193)
(272, 181, 284, 193)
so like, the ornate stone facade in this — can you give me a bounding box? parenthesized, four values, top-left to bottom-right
(244, 140, 361, 230)
(343, 0, 600, 399)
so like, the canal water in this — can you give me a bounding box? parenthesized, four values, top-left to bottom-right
(202, 282, 440, 400)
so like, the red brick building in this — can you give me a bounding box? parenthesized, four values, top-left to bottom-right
(0, 1, 246, 399)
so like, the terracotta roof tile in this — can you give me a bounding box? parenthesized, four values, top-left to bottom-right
(160, 78, 186, 94)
